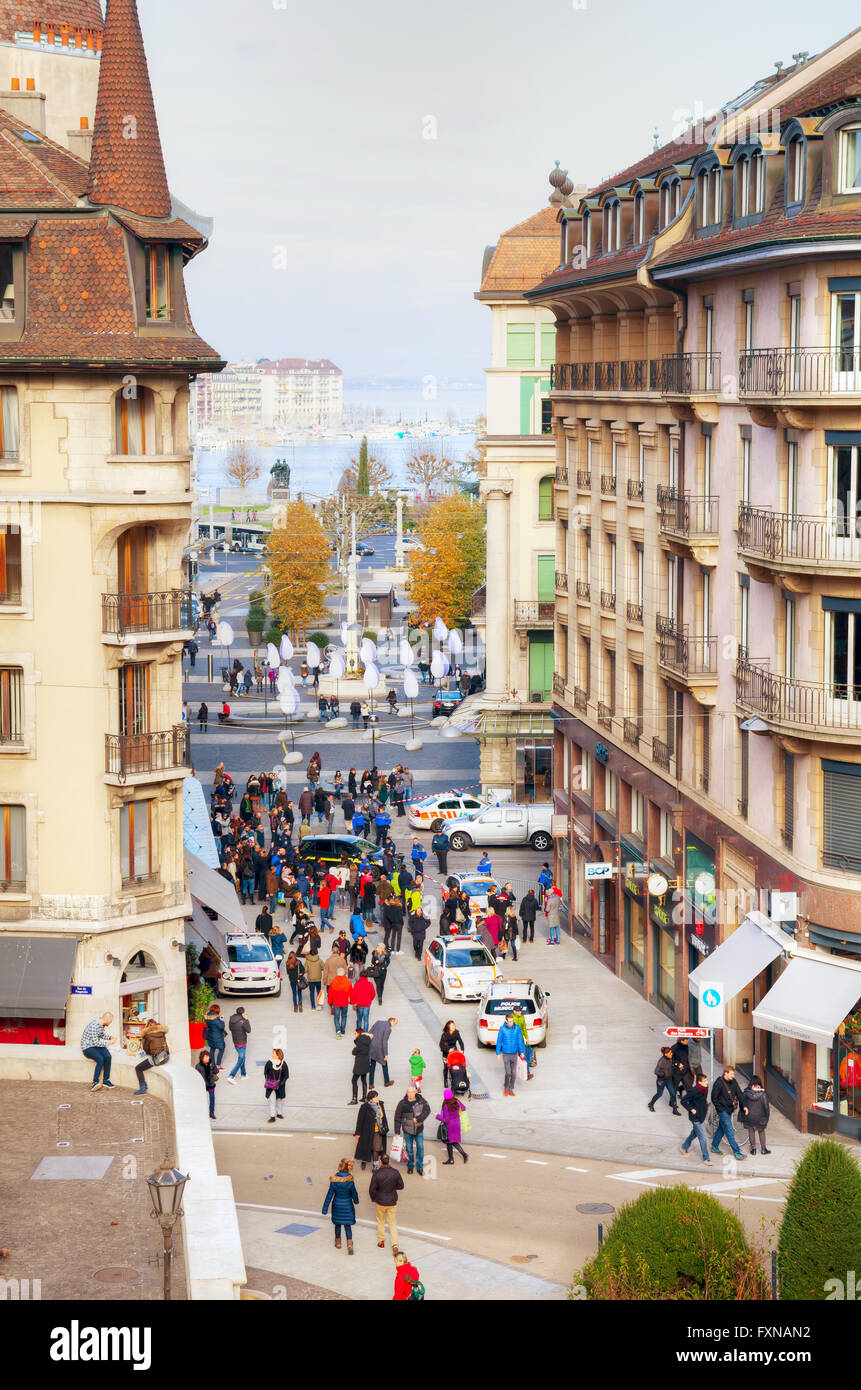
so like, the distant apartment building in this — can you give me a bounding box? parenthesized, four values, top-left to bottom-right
(195, 357, 343, 431)
(527, 29, 861, 1136)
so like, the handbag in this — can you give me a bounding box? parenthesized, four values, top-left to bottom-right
(515, 1054, 528, 1082)
(389, 1135, 406, 1163)
(152, 1049, 170, 1067)
(436, 1120, 449, 1143)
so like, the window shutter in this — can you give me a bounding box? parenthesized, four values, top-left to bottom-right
(506, 324, 536, 367)
(540, 324, 557, 366)
(823, 766, 861, 872)
(783, 751, 794, 850)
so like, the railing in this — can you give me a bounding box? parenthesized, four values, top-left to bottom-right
(652, 736, 672, 771)
(659, 626, 718, 677)
(550, 359, 649, 392)
(736, 657, 861, 731)
(626, 600, 643, 624)
(658, 488, 719, 538)
(105, 725, 191, 779)
(576, 469, 592, 489)
(594, 361, 617, 391)
(656, 612, 677, 636)
(555, 464, 569, 484)
(620, 359, 647, 390)
(555, 570, 568, 592)
(102, 589, 193, 637)
(514, 599, 556, 625)
(552, 673, 566, 697)
(623, 717, 641, 746)
(600, 474, 617, 495)
(597, 701, 614, 730)
(575, 579, 591, 600)
(656, 353, 721, 394)
(739, 347, 861, 396)
(600, 590, 616, 612)
(573, 686, 589, 711)
(627, 477, 645, 501)
(551, 362, 592, 390)
(737, 504, 861, 565)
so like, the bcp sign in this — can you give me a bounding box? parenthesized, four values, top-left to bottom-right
(584, 862, 614, 881)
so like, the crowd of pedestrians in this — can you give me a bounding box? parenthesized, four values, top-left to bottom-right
(647, 1038, 771, 1164)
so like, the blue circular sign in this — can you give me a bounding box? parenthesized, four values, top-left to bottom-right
(702, 988, 721, 1008)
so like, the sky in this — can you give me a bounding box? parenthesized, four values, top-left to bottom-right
(139, 0, 861, 380)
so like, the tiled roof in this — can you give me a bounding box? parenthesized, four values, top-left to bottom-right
(87, 0, 171, 218)
(113, 211, 207, 251)
(588, 134, 710, 198)
(258, 356, 342, 373)
(530, 245, 648, 296)
(652, 202, 861, 272)
(0, 216, 222, 367)
(0, 1, 103, 43)
(780, 50, 861, 119)
(0, 108, 88, 207)
(0, 215, 35, 238)
(479, 205, 559, 293)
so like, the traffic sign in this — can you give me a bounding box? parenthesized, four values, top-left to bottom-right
(698, 980, 726, 1029)
(585, 861, 614, 881)
(665, 1026, 709, 1038)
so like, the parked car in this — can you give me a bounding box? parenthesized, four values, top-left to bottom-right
(424, 933, 498, 1002)
(447, 803, 554, 853)
(357, 543, 375, 556)
(408, 790, 487, 832)
(216, 932, 281, 998)
(475, 978, 550, 1048)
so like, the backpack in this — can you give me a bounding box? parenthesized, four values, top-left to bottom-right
(405, 1274, 425, 1301)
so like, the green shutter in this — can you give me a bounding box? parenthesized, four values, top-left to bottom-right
(540, 325, 557, 367)
(538, 476, 555, 521)
(520, 376, 538, 434)
(507, 323, 536, 367)
(528, 632, 554, 699)
(537, 553, 556, 601)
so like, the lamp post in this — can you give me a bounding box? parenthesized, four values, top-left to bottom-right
(146, 1156, 189, 1301)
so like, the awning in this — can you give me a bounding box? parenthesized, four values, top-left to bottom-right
(185, 851, 246, 933)
(753, 955, 861, 1047)
(688, 915, 784, 1000)
(187, 902, 228, 961)
(0, 936, 78, 1018)
(183, 775, 219, 868)
(480, 712, 554, 738)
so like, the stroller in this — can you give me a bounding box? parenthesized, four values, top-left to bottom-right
(446, 1048, 472, 1100)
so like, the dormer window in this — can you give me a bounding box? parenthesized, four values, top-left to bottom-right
(582, 210, 592, 260)
(145, 245, 171, 320)
(838, 125, 861, 194)
(786, 135, 805, 205)
(697, 166, 722, 228)
(633, 191, 645, 245)
(0, 247, 15, 321)
(603, 199, 621, 253)
(736, 151, 764, 219)
(660, 178, 682, 229)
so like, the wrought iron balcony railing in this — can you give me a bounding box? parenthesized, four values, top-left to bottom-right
(654, 352, 721, 395)
(600, 590, 616, 612)
(737, 504, 861, 566)
(513, 599, 555, 626)
(555, 464, 569, 484)
(597, 701, 614, 730)
(600, 474, 617, 495)
(738, 347, 861, 396)
(652, 736, 672, 771)
(623, 717, 642, 746)
(573, 686, 589, 712)
(102, 589, 193, 637)
(576, 579, 591, 600)
(626, 600, 643, 625)
(627, 477, 645, 501)
(659, 627, 718, 677)
(576, 469, 592, 489)
(552, 673, 566, 697)
(555, 570, 568, 592)
(658, 488, 719, 538)
(736, 658, 861, 731)
(105, 725, 191, 780)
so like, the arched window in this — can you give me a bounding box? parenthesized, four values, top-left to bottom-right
(786, 134, 805, 205)
(660, 178, 682, 228)
(582, 210, 591, 260)
(538, 475, 555, 521)
(633, 190, 646, 245)
(115, 385, 157, 455)
(697, 165, 722, 228)
(735, 151, 764, 219)
(603, 199, 621, 253)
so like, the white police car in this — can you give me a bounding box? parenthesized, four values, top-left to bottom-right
(407, 790, 486, 832)
(216, 932, 281, 998)
(423, 933, 498, 1002)
(475, 978, 550, 1048)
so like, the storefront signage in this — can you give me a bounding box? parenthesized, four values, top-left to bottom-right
(689, 933, 709, 957)
(666, 1026, 710, 1038)
(70, 986, 92, 995)
(698, 981, 725, 1029)
(585, 861, 614, 881)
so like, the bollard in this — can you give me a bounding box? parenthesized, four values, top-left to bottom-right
(597, 1223, 604, 1247)
(208, 653, 214, 682)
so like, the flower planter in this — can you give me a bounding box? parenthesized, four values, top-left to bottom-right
(188, 1020, 206, 1051)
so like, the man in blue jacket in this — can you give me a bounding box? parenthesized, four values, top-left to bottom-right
(495, 1013, 525, 1097)
(410, 838, 427, 878)
(476, 852, 493, 876)
(374, 807, 392, 847)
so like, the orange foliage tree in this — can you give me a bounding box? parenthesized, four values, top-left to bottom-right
(267, 500, 332, 641)
(408, 495, 485, 629)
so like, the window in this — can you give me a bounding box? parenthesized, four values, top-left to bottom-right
(783, 751, 795, 851)
(741, 432, 752, 505)
(0, 667, 23, 743)
(539, 324, 556, 367)
(145, 245, 171, 319)
(606, 533, 616, 596)
(119, 663, 150, 736)
(637, 439, 646, 484)
(838, 125, 861, 194)
(787, 439, 798, 513)
(740, 727, 749, 818)
(823, 761, 861, 873)
(784, 595, 796, 679)
(827, 608, 861, 701)
(605, 767, 617, 813)
(580, 747, 591, 794)
(633, 543, 644, 607)
(631, 788, 645, 836)
(786, 136, 805, 204)
(540, 397, 553, 435)
(0, 246, 14, 320)
(606, 649, 616, 714)
(582, 210, 591, 259)
(740, 576, 750, 659)
(0, 386, 19, 459)
(506, 323, 535, 367)
(743, 291, 755, 351)
(120, 800, 154, 884)
(0, 804, 25, 888)
(697, 164, 721, 227)
(736, 151, 764, 218)
(603, 199, 621, 253)
(660, 178, 681, 228)
(115, 386, 157, 456)
(580, 634, 591, 696)
(0, 526, 21, 603)
(659, 808, 673, 858)
(633, 191, 645, 245)
(538, 475, 555, 521)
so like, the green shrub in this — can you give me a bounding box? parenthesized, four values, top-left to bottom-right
(264, 621, 283, 648)
(188, 981, 216, 1022)
(361, 628, 378, 643)
(778, 1137, 861, 1300)
(308, 631, 330, 648)
(575, 1185, 766, 1301)
(184, 943, 199, 975)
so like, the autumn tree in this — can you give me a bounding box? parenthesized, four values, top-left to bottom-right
(339, 436, 394, 494)
(357, 436, 370, 494)
(404, 442, 454, 499)
(318, 492, 391, 570)
(408, 494, 485, 629)
(267, 500, 332, 642)
(226, 445, 262, 490)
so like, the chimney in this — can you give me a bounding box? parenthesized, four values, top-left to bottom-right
(67, 117, 93, 160)
(0, 82, 47, 134)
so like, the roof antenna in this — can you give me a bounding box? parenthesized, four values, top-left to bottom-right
(791, 51, 809, 66)
(774, 60, 784, 74)
(652, 125, 660, 151)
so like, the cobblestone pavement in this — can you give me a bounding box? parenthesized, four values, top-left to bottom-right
(242, 1264, 348, 1300)
(0, 1079, 186, 1301)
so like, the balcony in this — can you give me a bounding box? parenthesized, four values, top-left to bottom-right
(623, 717, 641, 747)
(627, 478, 645, 502)
(105, 725, 191, 784)
(576, 469, 592, 490)
(102, 589, 193, 644)
(738, 504, 861, 583)
(658, 622, 719, 700)
(600, 590, 616, 612)
(597, 701, 614, 731)
(626, 600, 643, 625)
(550, 354, 720, 405)
(600, 474, 617, 496)
(552, 673, 566, 697)
(658, 488, 719, 562)
(513, 599, 555, 629)
(573, 686, 588, 712)
(555, 570, 568, 592)
(654, 352, 721, 398)
(555, 464, 569, 486)
(550, 359, 649, 393)
(736, 658, 861, 741)
(652, 736, 673, 772)
(738, 347, 861, 407)
(575, 579, 591, 601)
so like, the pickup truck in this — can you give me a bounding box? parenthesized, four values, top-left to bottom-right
(446, 803, 553, 853)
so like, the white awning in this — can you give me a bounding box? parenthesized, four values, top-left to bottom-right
(688, 914, 784, 1000)
(187, 902, 228, 962)
(185, 851, 246, 933)
(183, 776, 219, 868)
(753, 955, 861, 1047)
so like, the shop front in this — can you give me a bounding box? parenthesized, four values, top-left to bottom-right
(620, 850, 647, 998)
(0, 935, 78, 1045)
(119, 951, 164, 1056)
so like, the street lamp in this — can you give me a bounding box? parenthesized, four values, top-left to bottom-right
(146, 1156, 189, 1301)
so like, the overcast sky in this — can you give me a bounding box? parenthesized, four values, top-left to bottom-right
(142, 0, 860, 379)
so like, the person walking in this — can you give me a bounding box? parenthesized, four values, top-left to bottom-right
(132, 1016, 169, 1096)
(354, 1088, 389, 1171)
(537, 861, 552, 908)
(322, 945, 345, 1003)
(202, 1003, 226, 1069)
(350, 970, 375, 1031)
(318, 878, 335, 931)
(741, 1075, 771, 1155)
(374, 806, 392, 847)
(431, 828, 450, 874)
(351, 1027, 372, 1105)
(81, 1012, 116, 1092)
(263, 1047, 289, 1122)
(545, 882, 564, 945)
(284, 951, 306, 1013)
(382, 897, 405, 954)
(328, 965, 352, 1037)
(393, 1251, 423, 1301)
(496, 1012, 525, 1097)
(369, 1015, 397, 1089)
(369, 1152, 403, 1251)
(226, 1007, 251, 1083)
(439, 1020, 465, 1087)
(369, 943, 390, 1004)
(304, 947, 324, 1011)
(350, 699, 362, 729)
(648, 1046, 682, 1115)
(409, 838, 427, 879)
(679, 1071, 713, 1165)
(408, 906, 429, 960)
(394, 1085, 431, 1175)
(710, 1065, 748, 1161)
(671, 1038, 695, 1101)
(197, 702, 208, 734)
(195, 1048, 218, 1119)
(409, 1048, 426, 1090)
(511, 1004, 535, 1081)
(501, 905, 519, 962)
(322, 1158, 360, 1254)
(436, 1088, 469, 1165)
